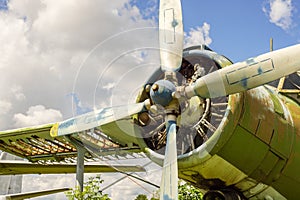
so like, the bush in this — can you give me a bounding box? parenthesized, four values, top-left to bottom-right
(65, 175, 111, 200)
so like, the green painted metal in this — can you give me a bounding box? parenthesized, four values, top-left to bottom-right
(218, 125, 269, 175)
(0, 161, 145, 175)
(0, 124, 78, 162)
(175, 84, 300, 199)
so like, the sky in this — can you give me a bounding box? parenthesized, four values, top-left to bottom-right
(0, 0, 299, 199)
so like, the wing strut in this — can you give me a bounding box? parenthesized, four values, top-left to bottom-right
(101, 161, 158, 192)
(70, 138, 86, 192)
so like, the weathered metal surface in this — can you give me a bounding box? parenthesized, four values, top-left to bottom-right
(99, 119, 145, 147)
(175, 84, 300, 199)
(0, 160, 145, 175)
(0, 152, 22, 195)
(51, 103, 146, 137)
(186, 44, 300, 99)
(179, 155, 247, 189)
(0, 124, 77, 162)
(159, 0, 183, 72)
(0, 122, 145, 163)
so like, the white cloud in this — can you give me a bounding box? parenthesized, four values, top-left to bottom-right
(0, 100, 12, 115)
(10, 85, 26, 101)
(0, 1, 161, 199)
(13, 105, 63, 127)
(184, 22, 212, 47)
(263, 0, 294, 30)
(22, 174, 76, 200)
(0, 0, 158, 130)
(102, 82, 116, 91)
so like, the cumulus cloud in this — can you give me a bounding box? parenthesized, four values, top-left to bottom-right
(263, 0, 294, 30)
(13, 105, 63, 127)
(0, 100, 12, 115)
(129, 0, 158, 21)
(0, 1, 161, 198)
(22, 174, 76, 200)
(0, 0, 159, 130)
(184, 22, 212, 47)
(10, 85, 26, 101)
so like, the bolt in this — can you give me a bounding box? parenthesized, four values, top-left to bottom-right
(152, 84, 159, 92)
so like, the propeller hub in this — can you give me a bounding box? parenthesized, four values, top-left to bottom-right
(150, 80, 176, 107)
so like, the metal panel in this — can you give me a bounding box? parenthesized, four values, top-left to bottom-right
(218, 125, 269, 174)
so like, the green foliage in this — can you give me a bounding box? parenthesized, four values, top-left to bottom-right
(134, 194, 148, 200)
(178, 180, 203, 200)
(149, 190, 159, 200)
(66, 175, 201, 200)
(134, 180, 202, 200)
(134, 194, 159, 200)
(65, 175, 111, 200)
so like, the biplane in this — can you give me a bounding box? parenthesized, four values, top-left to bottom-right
(1, 0, 300, 199)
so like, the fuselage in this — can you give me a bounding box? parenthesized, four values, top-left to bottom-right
(174, 85, 299, 199)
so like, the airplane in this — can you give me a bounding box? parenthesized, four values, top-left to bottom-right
(0, 0, 300, 199)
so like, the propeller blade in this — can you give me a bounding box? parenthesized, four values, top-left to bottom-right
(160, 121, 178, 200)
(159, 0, 184, 72)
(50, 102, 146, 137)
(185, 44, 300, 98)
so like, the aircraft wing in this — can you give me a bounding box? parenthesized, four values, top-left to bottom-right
(0, 160, 145, 175)
(0, 123, 78, 163)
(0, 118, 144, 161)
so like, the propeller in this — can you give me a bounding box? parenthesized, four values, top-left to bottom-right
(156, 0, 183, 199)
(160, 121, 178, 200)
(184, 44, 300, 99)
(50, 101, 149, 137)
(159, 0, 184, 72)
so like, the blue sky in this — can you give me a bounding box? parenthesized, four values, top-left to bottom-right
(132, 0, 300, 62)
(0, 0, 299, 62)
(0, 0, 7, 10)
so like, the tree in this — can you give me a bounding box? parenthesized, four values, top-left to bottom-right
(134, 194, 159, 200)
(134, 194, 148, 200)
(178, 180, 203, 200)
(134, 180, 202, 200)
(66, 175, 111, 200)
